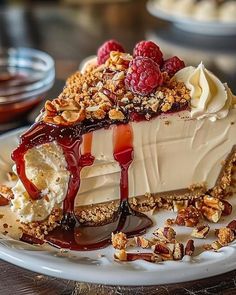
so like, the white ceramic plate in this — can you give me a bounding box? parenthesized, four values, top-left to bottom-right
(147, 0, 236, 35)
(0, 128, 236, 285)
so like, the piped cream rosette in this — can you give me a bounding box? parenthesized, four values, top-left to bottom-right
(175, 62, 236, 122)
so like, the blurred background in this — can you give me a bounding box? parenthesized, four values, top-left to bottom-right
(0, 0, 235, 131)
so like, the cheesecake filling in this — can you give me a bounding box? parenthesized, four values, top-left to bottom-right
(10, 62, 236, 226)
(11, 108, 236, 223)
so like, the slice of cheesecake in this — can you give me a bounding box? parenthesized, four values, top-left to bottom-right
(10, 40, 236, 249)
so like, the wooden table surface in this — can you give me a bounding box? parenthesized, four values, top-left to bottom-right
(0, 0, 236, 294)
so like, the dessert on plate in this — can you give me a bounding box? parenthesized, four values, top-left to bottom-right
(7, 40, 236, 250)
(154, 0, 236, 23)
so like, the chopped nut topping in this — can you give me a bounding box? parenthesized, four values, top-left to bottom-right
(134, 236, 150, 249)
(0, 184, 13, 200)
(114, 250, 162, 263)
(173, 200, 189, 212)
(111, 232, 128, 250)
(165, 218, 175, 226)
(227, 220, 236, 233)
(217, 227, 234, 246)
(221, 200, 233, 216)
(185, 240, 195, 256)
(106, 51, 132, 71)
(211, 241, 222, 250)
(153, 227, 176, 243)
(108, 109, 125, 121)
(173, 242, 184, 260)
(175, 206, 201, 227)
(199, 195, 226, 223)
(114, 249, 127, 261)
(42, 51, 190, 126)
(191, 224, 210, 239)
(194, 199, 203, 210)
(152, 242, 173, 260)
(201, 206, 221, 223)
(203, 195, 224, 211)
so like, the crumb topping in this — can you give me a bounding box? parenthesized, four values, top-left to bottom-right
(111, 232, 128, 250)
(43, 52, 190, 126)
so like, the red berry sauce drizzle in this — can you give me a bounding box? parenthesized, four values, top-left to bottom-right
(12, 120, 153, 250)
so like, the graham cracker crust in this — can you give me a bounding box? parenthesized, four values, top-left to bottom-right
(75, 185, 206, 225)
(21, 146, 236, 239)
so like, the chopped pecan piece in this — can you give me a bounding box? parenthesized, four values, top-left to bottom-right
(0, 184, 13, 200)
(175, 206, 201, 227)
(221, 200, 232, 216)
(194, 199, 203, 210)
(227, 220, 236, 233)
(203, 195, 224, 211)
(0, 195, 10, 206)
(173, 242, 184, 260)
(106, 51, 132, 71)
(201, 206, 221, 223)
(153, 227, 176, 243)
(114, 249, 127, 261)
(173, 200, 189, 212)
(202, 206, 222, 223)
(217, 227, 235, 246)
(191, 224, 210, 239)
(201, 195, 225, 223)
(211, 241, 222, 250)
(153, 242, 173, 260)
(165, 218, 175, 226)
(61, 109, 85, 123)
(134, 236, 150, 249)
(114, 250, 162, 263)
(215, 229, 220, 237)
(108, 109, 125, 121)
(185, 240, 195, 256)
(45, 100, 57, 114)
(111, 232, 128, 250)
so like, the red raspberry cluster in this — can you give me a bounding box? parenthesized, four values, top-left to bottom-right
(97, 40, 185, 96)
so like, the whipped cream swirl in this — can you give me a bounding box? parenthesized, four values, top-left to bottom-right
(175, 63, 236, 121)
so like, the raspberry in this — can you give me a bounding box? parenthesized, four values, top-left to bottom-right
(133, 41, 163, 66)
(97, 40, 125, 65)
(125, 57, 163, 96)
(162, 56, 185, 77)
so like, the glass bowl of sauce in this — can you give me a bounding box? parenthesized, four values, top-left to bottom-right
(0, 48, 55, 125)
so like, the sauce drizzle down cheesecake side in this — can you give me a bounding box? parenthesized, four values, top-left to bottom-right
(12, 120, 153, 250)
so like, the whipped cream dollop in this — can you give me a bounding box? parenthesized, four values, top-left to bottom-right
(175, 63, 235, 121)
(11, 142, 69, 223)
